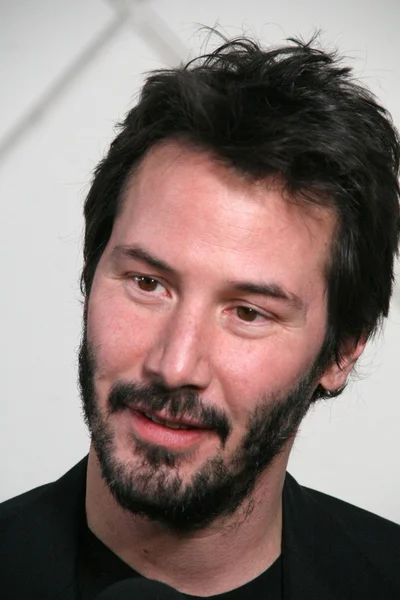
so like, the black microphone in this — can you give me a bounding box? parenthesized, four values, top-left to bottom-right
(96, 577, 184, 599)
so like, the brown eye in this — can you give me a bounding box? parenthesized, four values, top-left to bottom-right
(135, 276, 160, 292)
(236, 306, 259, 322)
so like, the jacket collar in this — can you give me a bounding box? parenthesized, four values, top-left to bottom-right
(7, 459, 394, 599)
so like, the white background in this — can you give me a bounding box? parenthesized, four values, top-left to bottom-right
(0, 0, 399, 523)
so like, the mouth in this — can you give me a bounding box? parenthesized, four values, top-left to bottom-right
(140, 410, 205, 430)
(126, 408, 212, 450)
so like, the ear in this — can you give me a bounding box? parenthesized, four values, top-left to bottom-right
(318, 338, 366, 392)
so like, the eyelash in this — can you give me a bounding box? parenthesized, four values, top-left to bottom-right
(131, 275, 168, 295)
(128, 274, 273, 325)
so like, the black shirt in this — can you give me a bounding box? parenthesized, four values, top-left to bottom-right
(78, 522, 282, 599)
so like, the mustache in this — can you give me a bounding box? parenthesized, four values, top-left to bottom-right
(108, 380, 232, 445)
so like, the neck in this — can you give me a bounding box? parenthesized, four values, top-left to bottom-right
(86, 446, 289, 596)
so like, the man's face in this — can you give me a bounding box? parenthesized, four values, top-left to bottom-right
(81, 141, 334, 532)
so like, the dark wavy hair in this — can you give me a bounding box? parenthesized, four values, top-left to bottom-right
(81, 34, 400, 396)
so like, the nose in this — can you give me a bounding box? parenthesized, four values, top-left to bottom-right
(143, 305, 213, 390)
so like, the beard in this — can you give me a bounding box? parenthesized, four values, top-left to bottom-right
(79, 327, 325, 534)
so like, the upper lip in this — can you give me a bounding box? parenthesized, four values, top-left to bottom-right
(133, 407, 207, 429)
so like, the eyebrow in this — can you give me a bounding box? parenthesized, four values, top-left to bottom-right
(112, 244, 305, 311)
(229, 281, 305, 311)
(112, 245, 175, 273)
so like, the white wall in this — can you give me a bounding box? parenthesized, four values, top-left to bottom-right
(0, 0, 399, 523)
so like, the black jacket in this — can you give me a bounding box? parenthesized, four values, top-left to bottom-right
(1, 458, 399, 599)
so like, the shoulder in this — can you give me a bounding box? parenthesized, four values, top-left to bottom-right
(0, 480, 62, 559)
(301, 480, 400, 545)
(0, 458, 88, 544)
(284, 473, 400, 596)
(0, 459, 88, 600)
(0, 482, 51, 526)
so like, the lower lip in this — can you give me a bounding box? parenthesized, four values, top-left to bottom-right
(127, 409, 210, 449)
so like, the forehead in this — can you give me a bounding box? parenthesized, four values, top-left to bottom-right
(112, 140, 335, 292)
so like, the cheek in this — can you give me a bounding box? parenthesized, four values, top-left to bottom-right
(87, 288, 155, 379)
(217, 325, 326, 415)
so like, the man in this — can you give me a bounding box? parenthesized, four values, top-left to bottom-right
(1, 34, 400, 600)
